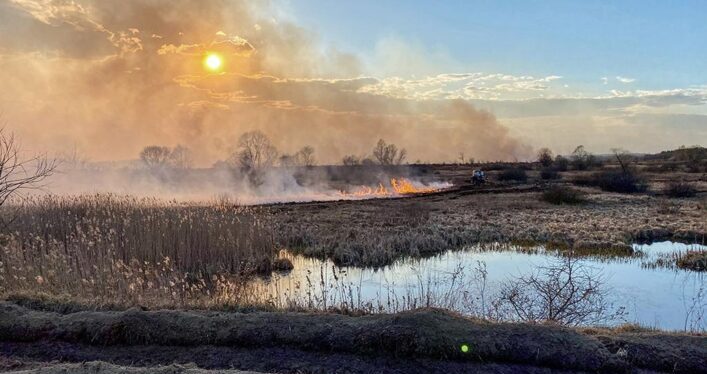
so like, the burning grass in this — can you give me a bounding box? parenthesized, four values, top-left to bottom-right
(338, 177, 447, 198)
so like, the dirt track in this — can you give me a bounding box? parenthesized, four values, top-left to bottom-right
(1, 301, 704, 374)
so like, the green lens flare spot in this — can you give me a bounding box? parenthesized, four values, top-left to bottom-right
(461, 344, 470, 353)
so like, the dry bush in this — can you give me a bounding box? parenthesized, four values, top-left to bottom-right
(575, 170, 647, 193)
(541, 186, 586, 205)
(0, 128, 56, 213)
(499, 256, 623, 326)
(676, 251, 707, 271)
(540, 167, 560, 180)
(665, 182, 697, 198)
(537, 148, 554, 167)
(554, 155, 569, 171)
(497, 168, 528, 182)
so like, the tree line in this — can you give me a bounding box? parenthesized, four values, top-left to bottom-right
(139, 132, 408, 170)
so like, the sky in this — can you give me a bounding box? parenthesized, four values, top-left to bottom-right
(0, 0, 705, 165)
(284, 0, 707, 90)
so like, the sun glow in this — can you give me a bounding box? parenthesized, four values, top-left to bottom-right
(204, 53, 223, 71)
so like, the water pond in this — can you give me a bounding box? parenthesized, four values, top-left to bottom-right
(253, 242, 705, 331)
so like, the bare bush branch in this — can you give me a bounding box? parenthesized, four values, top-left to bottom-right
(0, 128, 56, 209)
(499, 256, 623, 326)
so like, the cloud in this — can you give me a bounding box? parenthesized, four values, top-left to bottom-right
(158, 35, 254, 57)
(357, 73, 564, 101)
(616, 76, 636, 83)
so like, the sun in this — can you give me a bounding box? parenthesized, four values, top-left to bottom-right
(204, 53, 223, 71)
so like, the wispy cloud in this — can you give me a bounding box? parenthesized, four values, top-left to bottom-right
(616, 76, 636, 83)
(357, 73, 563, 100)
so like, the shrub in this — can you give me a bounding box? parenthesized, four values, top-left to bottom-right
(541, 186, 586, 205)
(499, 256, 619, 325)
(664, 182, 697, 198)
(483, 163, 509, 171)
(575, 171, 647, 193)
(272, 257, 295, 272)
(537, 148, 553, 167)
(497, 168, 528, 182)
(540, 168, 560, 180)
(596, 171, 647, 193)
(554, 155, 569, 171)
(676, 251, 707, 271)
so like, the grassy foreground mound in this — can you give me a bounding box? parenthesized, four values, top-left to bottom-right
(1, 302, 705, 373)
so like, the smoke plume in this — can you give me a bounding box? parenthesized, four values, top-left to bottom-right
(0, 0, 532, 168)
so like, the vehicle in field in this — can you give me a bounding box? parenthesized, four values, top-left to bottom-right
(471, 169, 486, 185)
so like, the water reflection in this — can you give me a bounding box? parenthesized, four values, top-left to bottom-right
(251, 242, 705, 331)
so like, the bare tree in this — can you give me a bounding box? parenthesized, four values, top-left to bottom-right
(499, 256, 622, 326)
(57, 144, 90, 171)
(140, 146, 172, 168)
(297, 146, 316, 167)
(537, 148, 554, 167)
(139, 145, 192, 170)
(228, 131, 278, 185)
(0, 129, 56, 209)
(169, 145, 193, 169)
(372, 139, 407, 165)
(611, 148, 633, 174)
(342, 155, 360, 166)
(570, 145, 598, 170)
(233, 131, 278, 171)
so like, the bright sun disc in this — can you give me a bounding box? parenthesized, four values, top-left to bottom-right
(204, 54, 222, 71)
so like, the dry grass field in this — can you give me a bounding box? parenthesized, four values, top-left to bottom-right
(1, 155, 705, 373)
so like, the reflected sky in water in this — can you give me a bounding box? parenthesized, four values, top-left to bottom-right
(254, 242, 705, 331)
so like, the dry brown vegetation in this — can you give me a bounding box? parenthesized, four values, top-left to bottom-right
(0, 195, 287, 309)
(676, 250, 707, 271)
(0, 155, 705, 373)
(271, 186, 705, 267)
(1, 301, 704, 374)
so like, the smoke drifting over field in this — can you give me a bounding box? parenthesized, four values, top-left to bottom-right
(42, 166, 452, 204)
(1, 0, 532, 170)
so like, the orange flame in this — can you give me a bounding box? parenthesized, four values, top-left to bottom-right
(340, 178, 440, 198)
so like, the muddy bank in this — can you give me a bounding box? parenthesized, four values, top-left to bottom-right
(7, 361, 265, 374)
(1, 302, 704, 373)
(0, 343, 596, 374)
